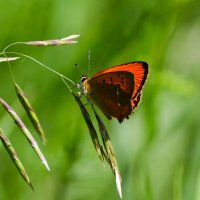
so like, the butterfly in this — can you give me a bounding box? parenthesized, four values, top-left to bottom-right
(81, 61, 148, 123)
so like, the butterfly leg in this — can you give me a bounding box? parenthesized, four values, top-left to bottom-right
(70, 83, 80, 89)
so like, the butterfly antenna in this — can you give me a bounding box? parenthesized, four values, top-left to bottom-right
(88, 49, 90, 76)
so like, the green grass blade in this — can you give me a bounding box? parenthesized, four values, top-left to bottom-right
(71, 92, 105, 163)
(93, 108, 122, 198)
(0, 129, 34, 190)
(0, 98, 50, 171)
(15, 83, 46, 144)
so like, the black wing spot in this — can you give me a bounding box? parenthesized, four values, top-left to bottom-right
(121, 77, 124, 84)
(110, 77, 113, 84)
(102, 79, 106, 83)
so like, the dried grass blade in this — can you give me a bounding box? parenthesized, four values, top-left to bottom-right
(0, 129, 34, 190)
(93, 108, 122, 198)
(15, 83, 46, 144)
(71, 92, 105, 162)
(25, 34, 80, 46)
(0, 57, 20, 62)
(0, 98, 50, 171)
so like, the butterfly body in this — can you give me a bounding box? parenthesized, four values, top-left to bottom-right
(81, 61, 148, 123)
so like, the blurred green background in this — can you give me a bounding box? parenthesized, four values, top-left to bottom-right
(0, 0, 200, 199)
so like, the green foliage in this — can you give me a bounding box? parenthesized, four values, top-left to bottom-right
(0, 0, 200, 200)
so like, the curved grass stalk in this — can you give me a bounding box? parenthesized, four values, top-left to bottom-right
(2, 42, 27, 53)
(0, 51, 76, 86)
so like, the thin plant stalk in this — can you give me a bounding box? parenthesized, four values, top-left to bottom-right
(0, 51, 76, 86)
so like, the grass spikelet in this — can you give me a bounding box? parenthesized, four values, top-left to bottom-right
(0, 129, 34, 190)
(115, 168, 122, 199)
(0, 98, 50, 171)
(25, 34, 80, 46)
(71, 92, 105, 163)
(0, 57, 20, 62)
(15, 83, 46, 144)
(93, 108, 122, 198)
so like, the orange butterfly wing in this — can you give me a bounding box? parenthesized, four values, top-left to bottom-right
(93, 62, 148, 99)
(84, 61, 148, 122)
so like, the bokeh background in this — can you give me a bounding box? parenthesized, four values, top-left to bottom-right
(0, 0, 200, 200)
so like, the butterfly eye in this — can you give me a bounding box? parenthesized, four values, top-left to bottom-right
(81, 76, 88, 83)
